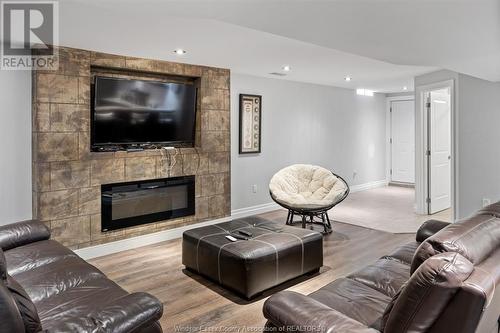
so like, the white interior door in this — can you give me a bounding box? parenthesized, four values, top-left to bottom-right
(428, 89, 451, 214)
(391, 100, 415, 183)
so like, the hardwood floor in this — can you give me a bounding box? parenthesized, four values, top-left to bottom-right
(89, 209, 414, 332)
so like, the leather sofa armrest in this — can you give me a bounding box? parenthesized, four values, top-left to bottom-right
(0, 220, 51, 251)
(416, 219, 450, 243)
(90, 292, 163, 333)
(263, 291, 379, 333)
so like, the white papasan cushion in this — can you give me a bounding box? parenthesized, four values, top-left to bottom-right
(269, 164, 347, 208)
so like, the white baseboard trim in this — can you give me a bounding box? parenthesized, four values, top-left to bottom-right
(350, 179, 388, 193)
(76, 179, 388, 260)
(75, 215, 233, 260)
(231, 202, 282, 219)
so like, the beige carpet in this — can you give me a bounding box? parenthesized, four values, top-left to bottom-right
(326, 185, 451, 233)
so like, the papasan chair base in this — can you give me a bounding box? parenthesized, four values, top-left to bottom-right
(286, 208, 333, 234)
(269, 164, 350, 235)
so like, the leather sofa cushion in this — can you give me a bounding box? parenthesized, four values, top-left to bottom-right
(431, 215, 500, 264)
(382, 242, 419, 265)
(308, 278, 391, 329)
(13, 256, 106, 303)
(415, 220, 450, 242)
(411, 214, 500, 273)
(36, 277, 127, 323)
(476, 201, 500, 218)
(40, 293, 162, 333)
(348, 258, 410, 297)
(0, 220, 50, 251)
(0, 248, 6, 280)
(263, 291, 379, 333)
(382, 252, 474, 333)
(6, 274, 42, 333)
(0, 281, 25, 332)
(2, 225, 164, 333)
(6, 240, 78, 276)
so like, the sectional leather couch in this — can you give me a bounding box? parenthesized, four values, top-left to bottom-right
(264, 204, 500, 333)
(0, 219, 163, 333)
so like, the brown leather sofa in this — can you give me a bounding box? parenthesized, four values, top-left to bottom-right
(0, 219, 163, 333)
(264, 204, 500, 333)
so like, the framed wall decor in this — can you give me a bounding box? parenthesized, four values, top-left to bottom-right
(239, 94, 262, 154)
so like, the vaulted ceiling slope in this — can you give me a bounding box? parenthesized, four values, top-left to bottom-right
(59, 0, 500, 92)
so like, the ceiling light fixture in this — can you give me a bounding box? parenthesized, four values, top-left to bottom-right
(174, 49, 186, 55)
(344, 76, 352, 82)
(403, 86, 408, 91)
(282, 65, 291, 72)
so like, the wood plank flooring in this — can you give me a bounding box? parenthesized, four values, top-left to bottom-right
(89, 209, 414, 332)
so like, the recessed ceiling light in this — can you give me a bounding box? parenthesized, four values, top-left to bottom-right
(269, 72, 287, 77)
(282, 65, 291, 72)
(344, 76, 352, 82)
(174, 49, 186, 55)
(403, 86, 408, 90)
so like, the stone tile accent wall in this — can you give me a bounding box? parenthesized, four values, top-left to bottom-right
(32, 47, 230, 249)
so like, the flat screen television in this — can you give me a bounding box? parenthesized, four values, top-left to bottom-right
(91, 76, 197, 151)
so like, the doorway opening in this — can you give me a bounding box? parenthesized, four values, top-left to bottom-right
(415, 80, 455, 221)
(425, 88, 452, 215)
(390, 99, 415, 186)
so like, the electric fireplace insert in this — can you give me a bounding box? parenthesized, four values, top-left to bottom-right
(101, 176, 195, 232)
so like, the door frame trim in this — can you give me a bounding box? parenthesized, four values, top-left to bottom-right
(386, 95, 414, 184)
(415, 80, 456, 220)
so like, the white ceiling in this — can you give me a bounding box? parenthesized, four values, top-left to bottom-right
(58, 0, 500, 93)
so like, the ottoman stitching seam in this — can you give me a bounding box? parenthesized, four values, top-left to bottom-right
(250, 239, 279, 284)
(217, 242, 240, 283)
(255, 232, 305, 273)
(196, 232, 226, 272)
(213, 225, 230, 233)
(280, 233, 305, 274)
(214, 224, 255, 234)
(253, 233, 275, 239)
(233, 224, 307, 274)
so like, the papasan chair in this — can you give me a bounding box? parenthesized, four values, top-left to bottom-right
(269, 164, 350, 234)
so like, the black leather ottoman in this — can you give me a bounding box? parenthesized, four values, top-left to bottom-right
(182, 216, 323, 299)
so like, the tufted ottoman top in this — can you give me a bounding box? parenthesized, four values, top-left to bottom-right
(269, 164, 348, 210)
(182, 216, 323, 298)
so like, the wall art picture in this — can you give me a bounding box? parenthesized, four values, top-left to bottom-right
(239, 94, 262, 154)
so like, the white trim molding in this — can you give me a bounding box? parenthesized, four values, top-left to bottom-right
(76, 179, 388, 260)
(385, 95, 415, 185)
(231, 202, 281, 219)
(231, 179, 388, 219)
(75, 216, 233, 260)
(350, 179, 389, 193)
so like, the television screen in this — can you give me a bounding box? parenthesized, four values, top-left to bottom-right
(91, 76, 197, 149)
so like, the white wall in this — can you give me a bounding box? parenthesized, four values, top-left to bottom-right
(231, 74, 387, 211)
(0, 71, 32, 224)
(457, 74, 500, 218)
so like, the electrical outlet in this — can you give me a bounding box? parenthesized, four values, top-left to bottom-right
(252, 185, 258, 193)
(482, 198, 491, 207)
(353, 170, 357, 179)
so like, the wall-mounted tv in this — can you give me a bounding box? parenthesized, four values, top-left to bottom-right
(91, 76, 197, 151)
